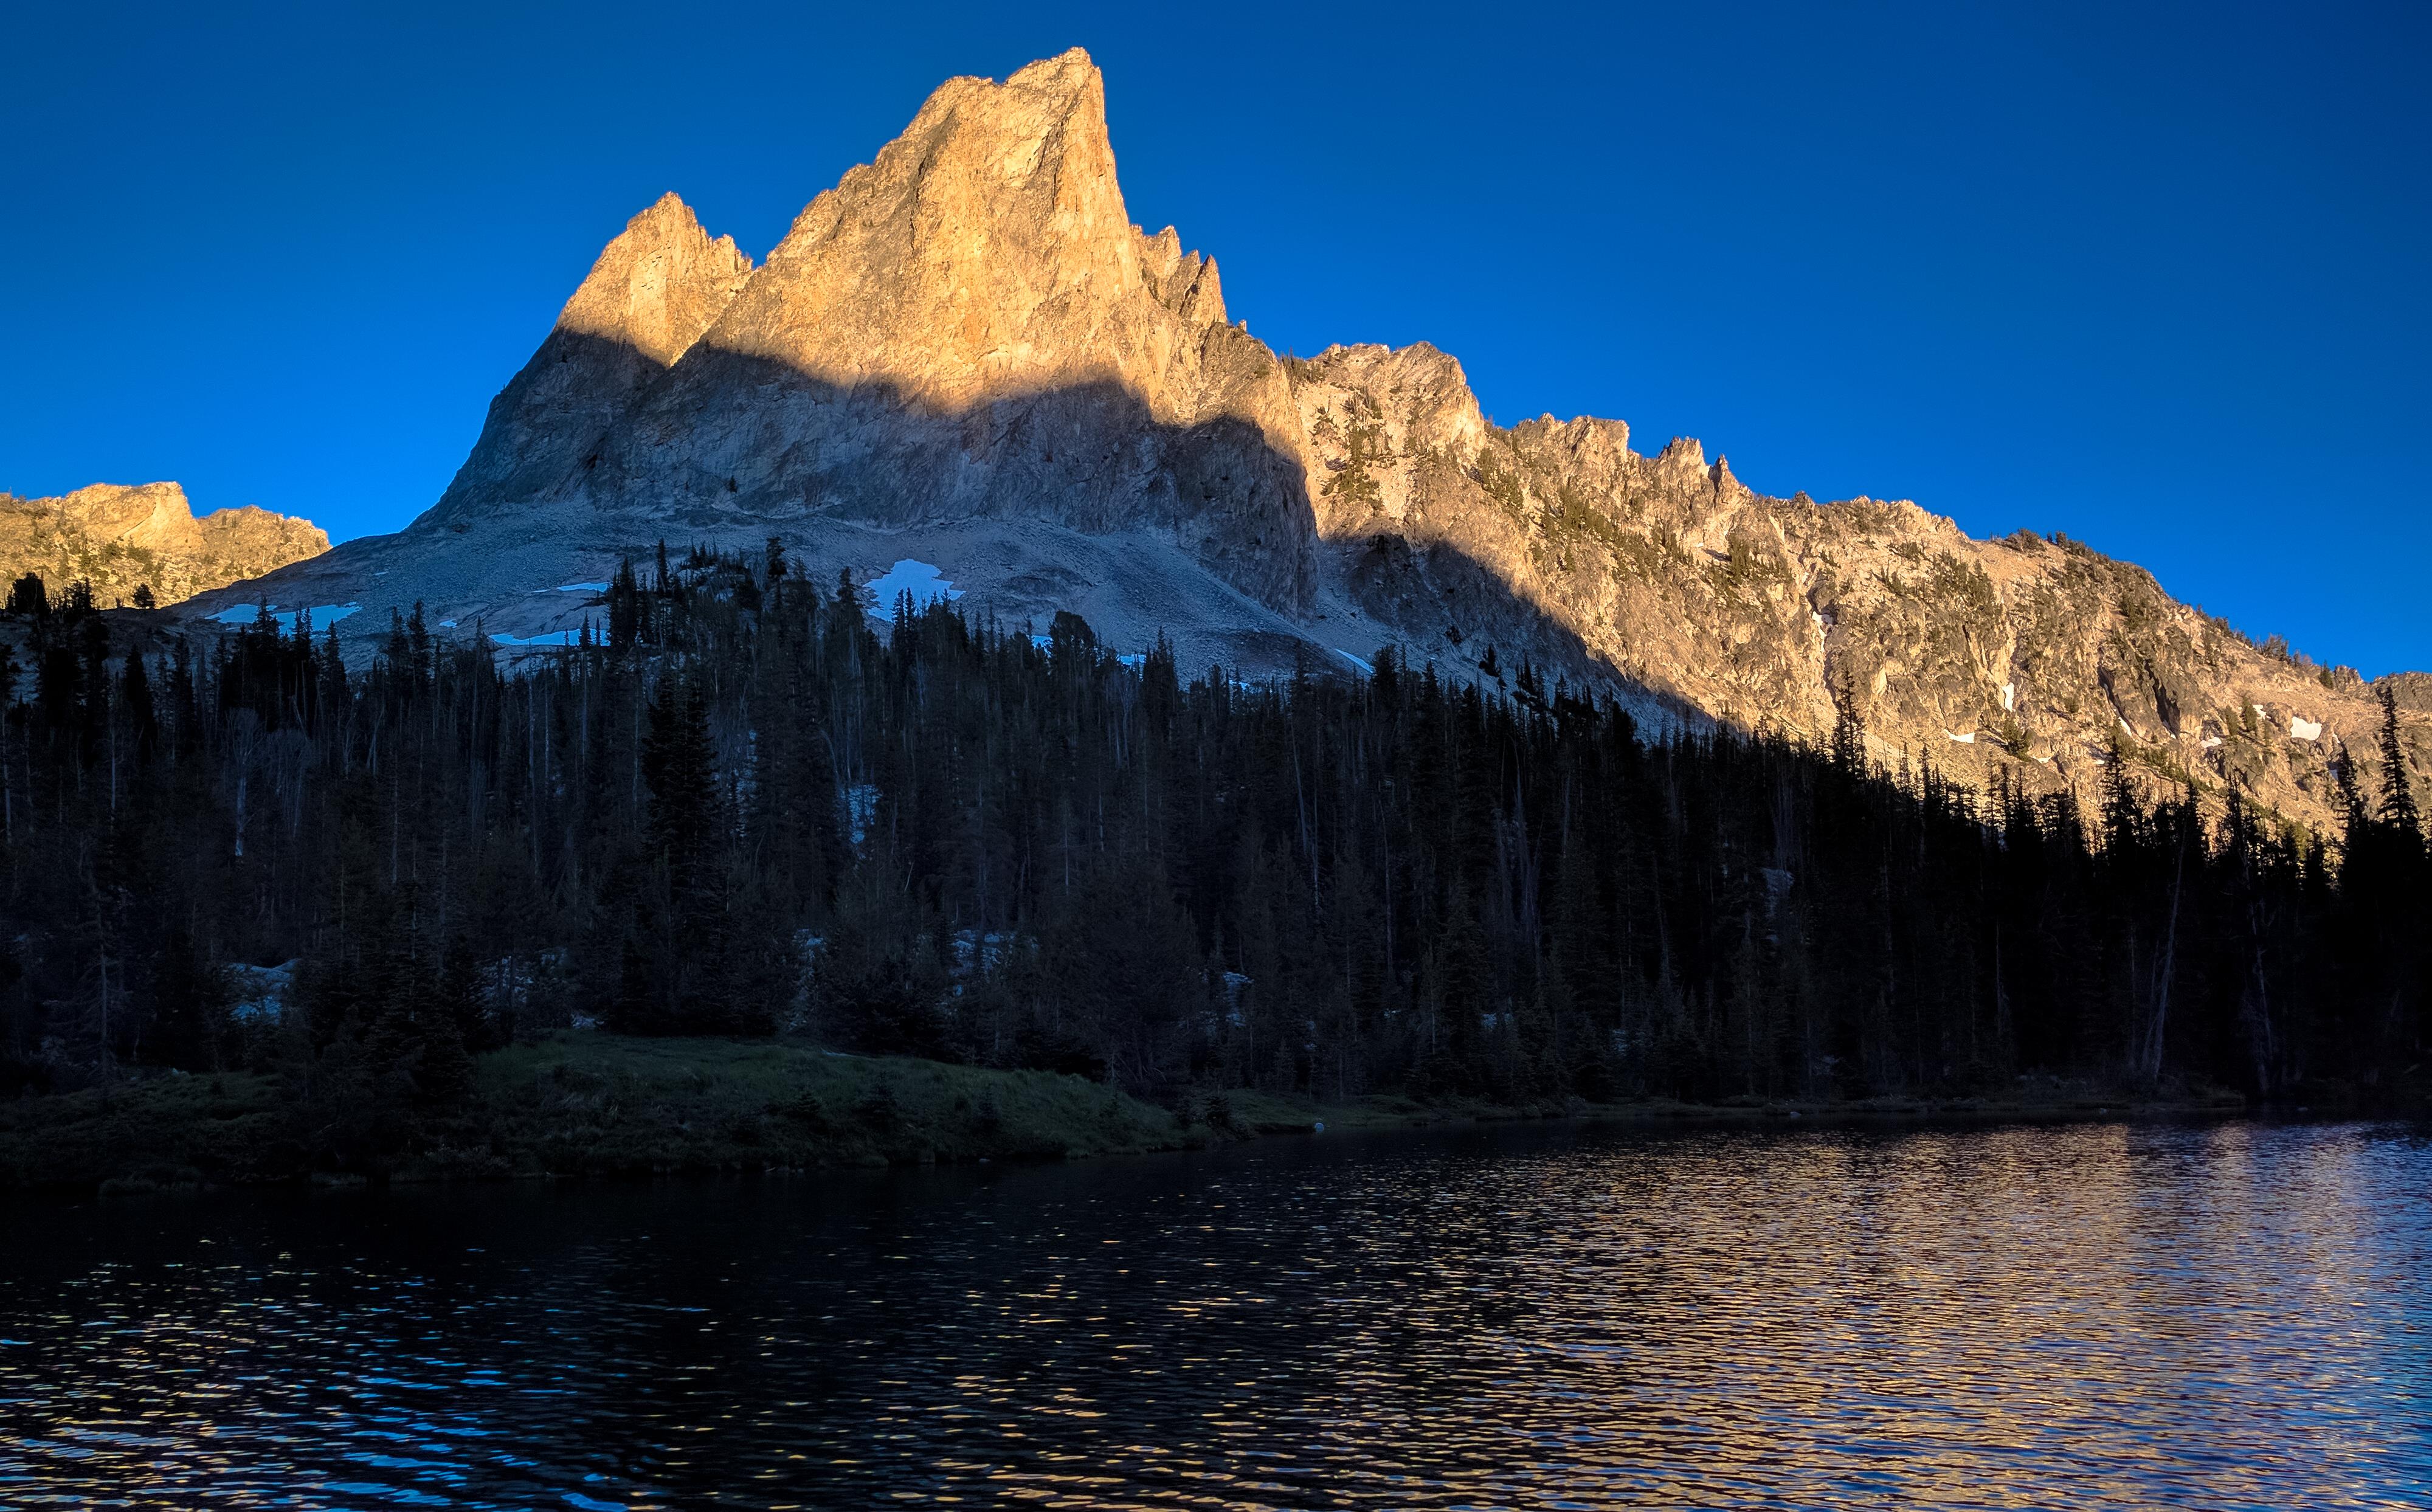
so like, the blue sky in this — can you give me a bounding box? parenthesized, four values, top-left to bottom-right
(4, 1, 2426, 673)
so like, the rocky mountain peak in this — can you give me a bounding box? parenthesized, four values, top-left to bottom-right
(520, 48, 1314, 609)
(555, 190, 753, 368)
(426, 192, 754, 522)
(710, 45, 1221, 415)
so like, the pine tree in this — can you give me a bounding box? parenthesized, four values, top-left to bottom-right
(4, 572, 46, 617)
(2377, 685, 2420, 840)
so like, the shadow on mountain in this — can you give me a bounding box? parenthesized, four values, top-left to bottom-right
(1335, 530, 1693, 718)
(273, 331, 1679, 710)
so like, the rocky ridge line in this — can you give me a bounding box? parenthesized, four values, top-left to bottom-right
(1, 482, 328, 608)
(1282, 340, 2419, 835)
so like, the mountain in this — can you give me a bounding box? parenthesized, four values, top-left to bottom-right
(184, 48, 2422, 835)
(425, 192, 756, 523)
(1, 482, 327, 607)
(1285, 348, 2414, 834)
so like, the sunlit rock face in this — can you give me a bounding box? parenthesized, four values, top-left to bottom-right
(186, 47, 2422, 834)
(0, 482, 326, 607)
(575, 49, 1314, 615)
(1283, 343, 2425, 830)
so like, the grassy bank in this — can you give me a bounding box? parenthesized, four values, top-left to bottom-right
(0, 1035, 1188, 1194)
(0, 1034, 2361, 1198)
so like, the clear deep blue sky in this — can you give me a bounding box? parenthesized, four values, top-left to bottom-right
(4, 2, 2426, 672)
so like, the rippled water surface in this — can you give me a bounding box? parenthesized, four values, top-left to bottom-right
(4, 1120, 2429, 1508)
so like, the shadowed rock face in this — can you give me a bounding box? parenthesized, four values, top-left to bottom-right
(0, 482, 326, 607)
(187, 47, 2424, 834)
(426, 193, 756, 523)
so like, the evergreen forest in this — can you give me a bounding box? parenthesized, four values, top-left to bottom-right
(1, 547, 2425, 1127)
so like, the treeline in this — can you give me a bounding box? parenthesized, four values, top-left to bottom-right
(0, 548, 2424, 1115)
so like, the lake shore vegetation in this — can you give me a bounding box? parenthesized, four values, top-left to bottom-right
(2, 1032, 2261, 1195)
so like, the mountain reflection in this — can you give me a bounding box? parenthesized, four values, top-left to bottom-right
(2, 1120, 2427, 1508)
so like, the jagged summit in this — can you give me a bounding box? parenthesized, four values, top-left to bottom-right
(427, 190, 753, 523)
(557, 191, 754, 365)
(184, 50, 2425, 834)
(731, 46, 1223, 408)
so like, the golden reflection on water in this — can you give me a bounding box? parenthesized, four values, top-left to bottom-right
(1, 1120, 2427, 1508)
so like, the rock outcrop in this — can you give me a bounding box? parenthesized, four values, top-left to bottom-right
(1, 482, 327, 607)
(187, 48, 2423, 836)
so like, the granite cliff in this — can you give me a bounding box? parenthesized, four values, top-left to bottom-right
(185, 49, 2423, 835)
(1, 482, 326, 607)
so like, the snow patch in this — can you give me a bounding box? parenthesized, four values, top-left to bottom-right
(1945, 730, 1975, 744)
(2000, 680, 2016, 712)
(491, 630, 586, 647)
(555, 582, 609, 593)
(210, 602, 360, 632)
(2203, 734, 2223, 748)
(1335, 648, 1375, 675)
(2290, 716, 2322, 741)
(864, 560, 962, 623)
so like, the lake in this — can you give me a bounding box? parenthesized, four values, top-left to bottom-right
(4, 1119, 2428, 1508)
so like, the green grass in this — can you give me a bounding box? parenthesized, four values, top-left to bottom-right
(0, 1069, 294, 1193)
(0, 1035, 1192, 1193)
(440, 1035, 1187, 1178)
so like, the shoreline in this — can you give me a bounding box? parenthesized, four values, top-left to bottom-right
(1, 1033, 2412, 1198)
